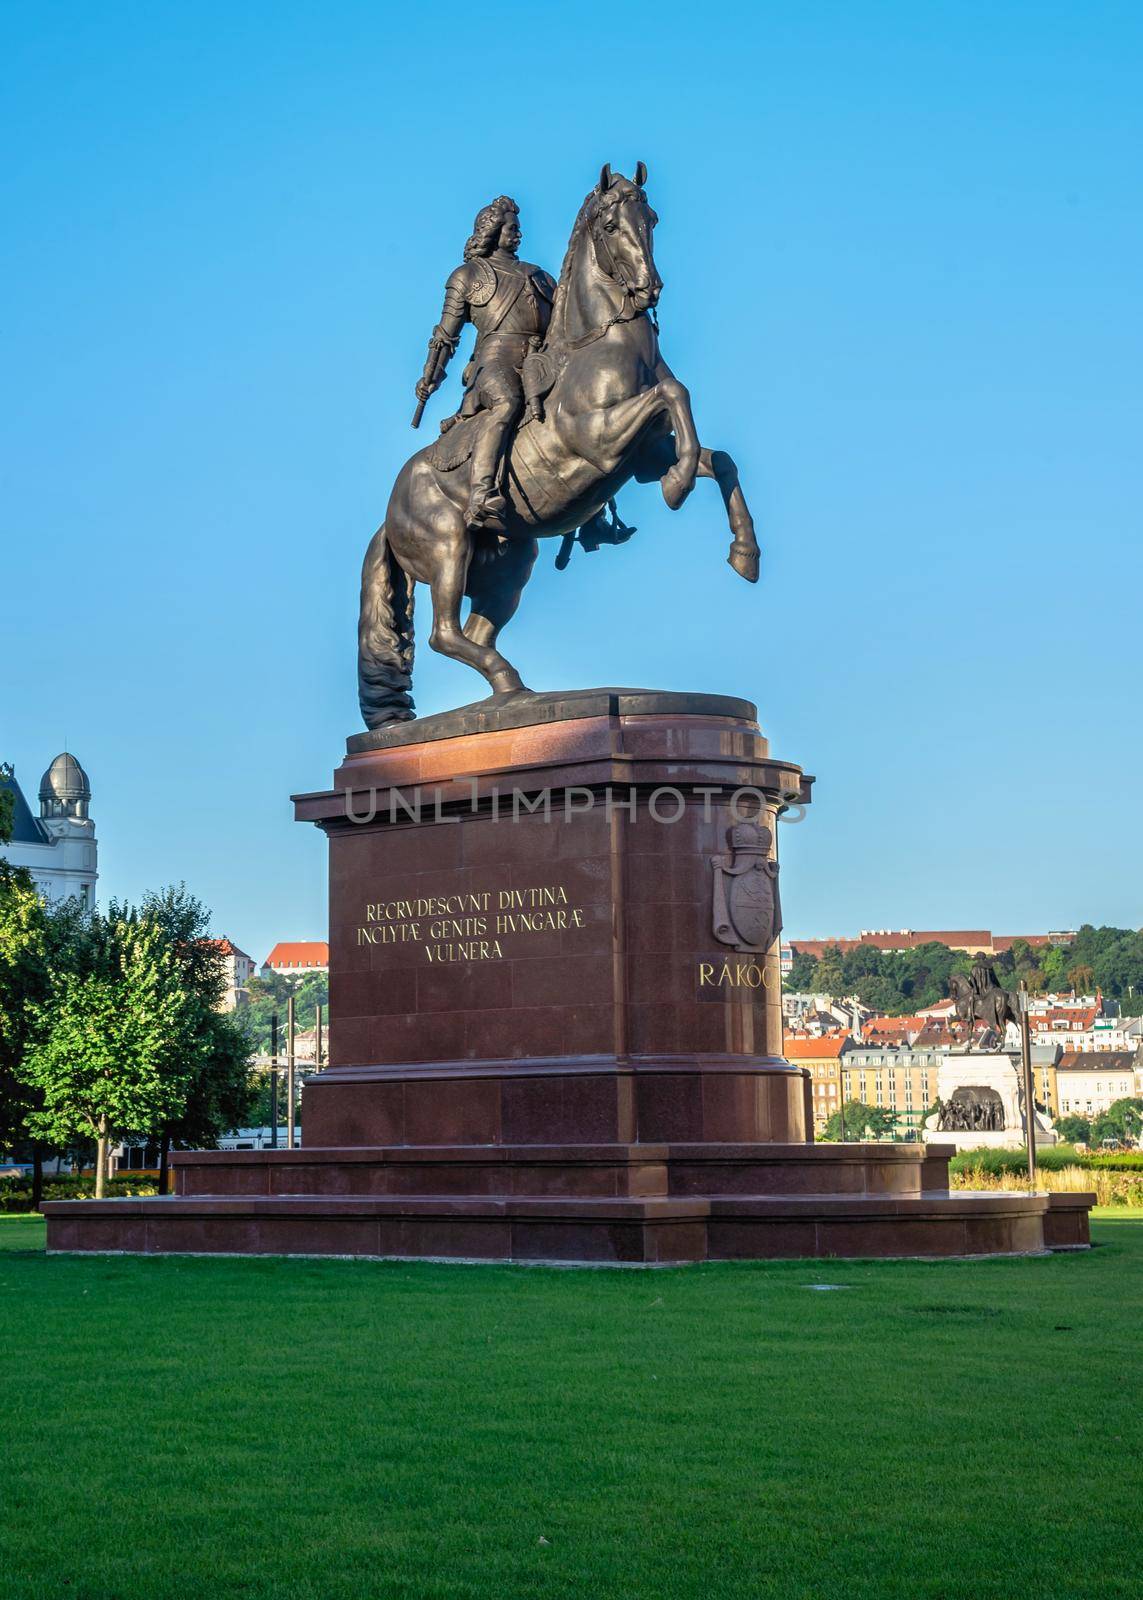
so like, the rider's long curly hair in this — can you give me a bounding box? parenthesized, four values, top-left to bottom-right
(463, 195, 519, 261)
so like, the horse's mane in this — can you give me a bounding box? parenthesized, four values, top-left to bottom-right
(546, 177, 645, 352)
(545, 189, 596, 352)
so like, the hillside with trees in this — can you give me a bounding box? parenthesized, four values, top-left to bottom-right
(784, 926, 1143, 1015)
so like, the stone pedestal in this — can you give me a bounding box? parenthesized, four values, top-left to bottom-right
(43, 691, 1091, 1261)
(301, 690, 807, 1150)
(923, 1050, 1060, 1152)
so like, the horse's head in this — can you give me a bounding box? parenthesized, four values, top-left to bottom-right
(589, 162, 662, 312)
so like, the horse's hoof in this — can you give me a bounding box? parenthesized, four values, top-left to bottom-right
(728, 542, 760, 583)
(488, 675, 529, 699)
(661, 467, 694, 511)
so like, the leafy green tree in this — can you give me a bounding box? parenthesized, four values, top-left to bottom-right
(160, 1011, 257, 1171)
(1090, 1098, 1143, 1148)
(245, 969, 330, 1052)
(822, 1100, 899, 1142)
(0, 855, 50, 1201)
(1040, 944, 1069, 991)
(0, 815, 94, 1205)
(851, 974, 901, 1013)
(1053, 1114, 1092, 1144)
(814, 944, 847, 997)
(783, 926, 1143, 1017)
(783, 951, 819, 992)
(24, 919, 192, 1195)
(112, 886, 255, 1192)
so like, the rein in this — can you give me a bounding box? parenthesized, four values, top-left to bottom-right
(560, 196, 656, 351)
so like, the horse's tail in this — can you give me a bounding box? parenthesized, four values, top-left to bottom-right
(358, 522, 416, 728)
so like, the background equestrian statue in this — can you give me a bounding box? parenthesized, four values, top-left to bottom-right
(948, 959, 1022, 1051)
(359, 162, 761, 728)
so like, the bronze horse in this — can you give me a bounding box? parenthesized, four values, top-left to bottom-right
(948, 973, 1022, 1050)
(358, 164, 761, 727)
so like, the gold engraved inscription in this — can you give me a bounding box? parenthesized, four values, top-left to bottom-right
(355, 884, 587, 963)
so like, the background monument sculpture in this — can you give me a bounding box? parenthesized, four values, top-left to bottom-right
(948, 957, 1022, 1049)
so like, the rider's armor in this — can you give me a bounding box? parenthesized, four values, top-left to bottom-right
(423, 254, 556, 525)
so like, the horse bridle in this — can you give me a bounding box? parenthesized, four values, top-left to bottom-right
(563, 192, 658, 351)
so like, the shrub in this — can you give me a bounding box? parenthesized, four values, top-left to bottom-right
(0, 1172, 159, 1212)
(949, 1164, 1143, 1207)
(1083, 1151, 1143, 1172)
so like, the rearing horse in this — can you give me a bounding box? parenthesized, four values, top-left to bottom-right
(358, 163, 761, 728)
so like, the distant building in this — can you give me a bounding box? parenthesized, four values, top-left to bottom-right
(262, 941, 329, 978)
(782, 1034, 852, 1134)
(783, 992, 872, 1036)
(841, 1044, 944, 1141)
(0, 753, 97, 907)
(1024, 995, 1140, 1052)
(1056, 1052, 1140, 1119)
(210, 939, 256, 1009)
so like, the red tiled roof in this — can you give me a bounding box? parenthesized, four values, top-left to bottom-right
(863, 1014, 926, 1039)
(1030, 1007, 1100, 1034)
(782, 1034, 852, 1060)
(264, 941, 329, 968)
(911, 1018, 980, 1050)
(208, 938, 253, 961)
(788, 931, 995, 958)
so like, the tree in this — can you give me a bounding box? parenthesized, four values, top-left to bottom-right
(1067, 963, 1095, 994)
(1040, 944, 1069, 992)
(822, 1100, 899, 1142)
(783, 951, 819, 993)
(1090, 1098, 1143, 1148)
(114, 886, 255, 1192)
(159, 1010, 256, 1177)
(24, 919, 191, 1195)
(0, 855, 50, 1201)
(1053, 1114, 1091, 1145)
(245, 968, 330, 1052)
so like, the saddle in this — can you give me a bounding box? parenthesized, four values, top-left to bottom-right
(429, 412, 480, 473)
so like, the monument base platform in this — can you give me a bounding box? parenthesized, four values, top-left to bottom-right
(43, 1144, 1093, 1261)
(40, 695, 1094, 1264)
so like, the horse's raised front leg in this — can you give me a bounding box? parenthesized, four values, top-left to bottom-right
(427, 532, 527, 697)
(654, 360, 700, 511)
(631, 437, 761, 585)
(697, 448, 760, 584)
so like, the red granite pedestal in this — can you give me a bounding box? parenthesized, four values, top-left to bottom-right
(44, 691, 1092, 1261)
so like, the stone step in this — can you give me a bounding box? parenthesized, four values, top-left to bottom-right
(170, 1141, 952, 1201)
(44, 1187, 1086, 1264)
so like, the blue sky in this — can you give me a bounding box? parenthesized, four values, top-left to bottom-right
(4, 2, 1141, 962)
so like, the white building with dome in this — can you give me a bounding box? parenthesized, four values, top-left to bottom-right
(0, 752, 98, 907)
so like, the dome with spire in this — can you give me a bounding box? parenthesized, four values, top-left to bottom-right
(39, 752, 91, 819)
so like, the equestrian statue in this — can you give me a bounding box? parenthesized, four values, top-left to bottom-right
(948, 956, 1022, 1051)
(358, 163, 761, 728)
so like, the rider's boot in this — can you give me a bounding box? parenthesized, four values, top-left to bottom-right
(466, 410, 512, 528)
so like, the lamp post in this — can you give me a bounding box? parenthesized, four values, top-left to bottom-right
(269, 1012, 280, 1150)
(1018, 981, 1037, 1191)
(286, 994, 297, 1150)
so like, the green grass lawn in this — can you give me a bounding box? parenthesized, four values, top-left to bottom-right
(2, 1213, 1141, 1600)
